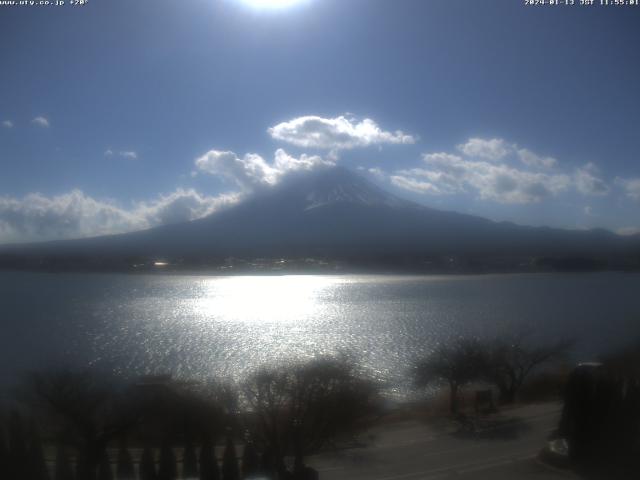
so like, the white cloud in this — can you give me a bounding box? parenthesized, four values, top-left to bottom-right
(390, 175, 443, 195)
(384, 138, 613, 204)
(273, 148, 331, 173)
(575, 163, 609, 196)
(104, 149, 138, 159)
(391, 152, 572, 204)
(366, 167, 385, 180)
(356, 166, 386, 180)
(2, 120, 13, 128)
(517, 148, 557, 169)
(195, 150, 278, 189)
(195, 148, 332, 190)
(31, 116, 50, 128)
(268, 115, 416, 150)
(134, 189, 239, 226)
(395, 154, 469, 196)
(615, 177, 640, 200)
(0, 189, 240, 244)
(119, 151, 138, 160)
(457, 138, 511, 161)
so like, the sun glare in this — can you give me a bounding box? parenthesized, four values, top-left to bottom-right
(195, 275, 335, 323)
(239, 0, 306, 9)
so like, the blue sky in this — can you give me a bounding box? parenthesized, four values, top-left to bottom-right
(1, 0, 639, 243)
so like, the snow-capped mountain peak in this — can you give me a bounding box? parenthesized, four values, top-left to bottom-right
(264, 166, 414, 211)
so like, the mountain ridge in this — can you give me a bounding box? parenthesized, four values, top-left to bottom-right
(1, 166, 639, 272)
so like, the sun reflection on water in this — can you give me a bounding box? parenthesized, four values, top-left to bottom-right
(194, 275, 337, 323)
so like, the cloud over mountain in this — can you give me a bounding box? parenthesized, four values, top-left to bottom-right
(195, 148, 333, 190)
(0, 189, 239, 244)
(268, 115, 416, 150)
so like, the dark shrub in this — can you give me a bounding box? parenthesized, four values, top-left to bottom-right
(182, 439, 198, 479)
(241, 441, 260, 477)
(8, 412, 29, 479)
(559, 344, 640, 476)
(54, 445, 74, 480)
(0, 426, 7, 477)
(198, 437, 219, 480)
(97, 448, 113, 480)
(158, 442, 177, 480)
(28, 421, 50, 480)
(115, 443, 135, 480)
(139, 447, 157, 480)
(221, 437, 239, 480)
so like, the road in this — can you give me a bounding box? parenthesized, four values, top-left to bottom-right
(308, 402, 577, 480)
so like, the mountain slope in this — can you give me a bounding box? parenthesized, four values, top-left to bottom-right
(1, 167, 639, 268)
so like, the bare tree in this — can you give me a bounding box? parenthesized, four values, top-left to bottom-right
(131, 375, 228, 449)
(289, 358, 377, 469)
(482, 334, 572, 404)
(241, 367, 300, 476)
(242, 357, 377, 474)
(414, 338, 485, 414)
(28, 370, 142, 478)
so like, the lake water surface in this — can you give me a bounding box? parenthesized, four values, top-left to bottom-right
(2, 271, 640, 396)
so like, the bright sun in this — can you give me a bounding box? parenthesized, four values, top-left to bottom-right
(240, 0, 305, 9)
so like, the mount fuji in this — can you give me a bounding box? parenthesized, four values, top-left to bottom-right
(1, 166, 639, 271)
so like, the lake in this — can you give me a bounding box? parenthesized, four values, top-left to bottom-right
(2, 271, 640, 397)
